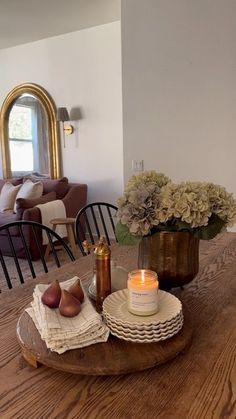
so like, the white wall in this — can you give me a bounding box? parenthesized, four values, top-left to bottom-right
(121, 0, 236, 199)
(0, 21, 123, 205)
(2, 1, 236, 208)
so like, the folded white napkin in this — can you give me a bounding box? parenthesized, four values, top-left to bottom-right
(26, 276, 110, 354)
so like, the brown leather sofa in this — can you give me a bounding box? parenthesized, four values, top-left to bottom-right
(0, 177, 87, 259)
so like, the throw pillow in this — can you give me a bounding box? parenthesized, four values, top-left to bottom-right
(0, 182, 22, 213)
(23, 176, 69, 199)
(13, 179, 43, 213)
(15, 191, 57, 219)
(41, 177, 69, 199)
(0, 177, 23, 193)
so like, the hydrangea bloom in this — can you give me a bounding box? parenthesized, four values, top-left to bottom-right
(117, 171, 170, 236)
(116, 170, 236, 242)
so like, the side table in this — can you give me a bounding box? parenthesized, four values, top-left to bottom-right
(45, 217, 79, 259)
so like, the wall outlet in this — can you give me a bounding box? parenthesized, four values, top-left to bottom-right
(132, 159, 144, 172)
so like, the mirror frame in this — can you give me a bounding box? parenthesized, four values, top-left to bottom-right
(0, 83, 61, 179)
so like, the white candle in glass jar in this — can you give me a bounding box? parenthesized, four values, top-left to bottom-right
(127, 269, 159, 316)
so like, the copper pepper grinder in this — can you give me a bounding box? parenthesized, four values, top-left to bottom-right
(94, 236, 111, 313)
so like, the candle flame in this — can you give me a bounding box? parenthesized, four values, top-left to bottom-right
(141, 270, 145, 283)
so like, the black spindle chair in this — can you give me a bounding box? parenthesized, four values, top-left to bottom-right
(75, 202, 118, 256)
(0, 220, 75, 291)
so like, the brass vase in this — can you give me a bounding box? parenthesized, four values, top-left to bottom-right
(138, 231, 199, 289)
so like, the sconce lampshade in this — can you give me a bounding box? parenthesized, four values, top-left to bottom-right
(57, 107, 70, 122)
(57, 107, 74, 142)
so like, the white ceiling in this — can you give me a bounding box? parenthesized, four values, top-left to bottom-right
(0, 0, 120, 49)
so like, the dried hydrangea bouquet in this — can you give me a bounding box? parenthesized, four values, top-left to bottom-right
(115, 171, 236, 288)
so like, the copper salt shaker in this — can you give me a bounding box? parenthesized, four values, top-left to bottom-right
(94, 237, 111, 313)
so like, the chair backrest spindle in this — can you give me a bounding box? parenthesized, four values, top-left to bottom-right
(75, 202, 118, 256)
(0, 220, 75, 292)
(32, 226, 50, 273)
(18, 225, 36, 278)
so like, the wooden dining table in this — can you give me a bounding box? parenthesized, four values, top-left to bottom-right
(1, 232, 236, 419)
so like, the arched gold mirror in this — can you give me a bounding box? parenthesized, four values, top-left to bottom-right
(0, 83, 61, 179)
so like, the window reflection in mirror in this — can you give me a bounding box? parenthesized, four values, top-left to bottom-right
(9, 94, 49, 176)
(0, 83, 61, 179)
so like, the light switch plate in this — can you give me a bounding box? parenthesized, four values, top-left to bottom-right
(132, 159, 144, 172)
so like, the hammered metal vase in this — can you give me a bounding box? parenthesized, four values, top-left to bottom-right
(138, 231, 199, 289)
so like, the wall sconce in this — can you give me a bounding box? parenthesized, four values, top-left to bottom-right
(57, 107, 74, 147)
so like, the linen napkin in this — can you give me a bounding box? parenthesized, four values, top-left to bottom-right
(25, 276, 110, 354)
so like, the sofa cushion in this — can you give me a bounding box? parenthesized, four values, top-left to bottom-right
(9, 177, 24, 186)
(0, 182, 22, 213)
(0, 211, 18, 228)
(15, 191, 57, 219)
(42, 177, 69, 199)
(14, 179, 43, 213)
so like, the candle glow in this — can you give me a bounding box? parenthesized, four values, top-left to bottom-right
(127, 269, 159, 316)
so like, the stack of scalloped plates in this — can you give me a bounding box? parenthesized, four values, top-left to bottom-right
(103, 289, 183, 343)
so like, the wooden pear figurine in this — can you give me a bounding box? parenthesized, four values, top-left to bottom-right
(59, 290, 81, 317)
(68, 278, 84, 303)
(41, 279, 61, 308)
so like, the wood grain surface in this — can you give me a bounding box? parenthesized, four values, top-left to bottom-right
(1, 233, 236, 418)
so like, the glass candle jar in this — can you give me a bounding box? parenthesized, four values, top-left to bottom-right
(127, 269, 159, 316)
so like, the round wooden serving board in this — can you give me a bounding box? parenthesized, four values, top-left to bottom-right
(16, 308, 192, 375)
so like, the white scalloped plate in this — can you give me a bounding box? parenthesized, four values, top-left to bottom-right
(105, 316, 183, 339)
(103, 289, 182, 327)
(103, 310, 183, 331)
(104, 312, 184, 334)
(107, 320, 183, 343)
